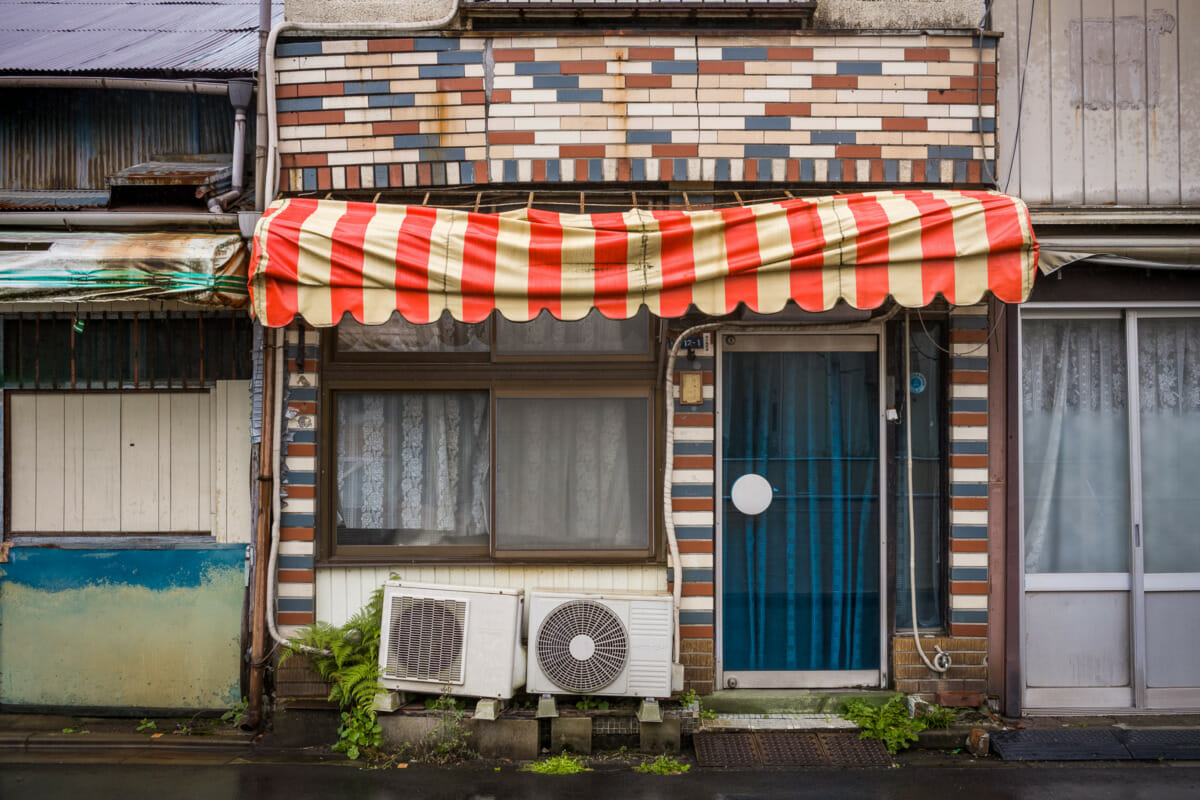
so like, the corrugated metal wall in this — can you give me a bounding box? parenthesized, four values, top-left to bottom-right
(997, 0, 1200, 205)
(1, 88, 238, 191)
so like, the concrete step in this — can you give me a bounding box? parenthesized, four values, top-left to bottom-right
(701, 689, 896, 716)
(700, 713, 858, 733)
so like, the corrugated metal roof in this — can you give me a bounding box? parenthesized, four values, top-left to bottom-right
(107, 155, 231, 188)
(0, 189, 110, 210)
(0, 1, 282, 73)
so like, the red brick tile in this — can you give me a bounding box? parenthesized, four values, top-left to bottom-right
(906, 48, 951, 62)
(473, 160, 488, 184)
(277, 85, 299, 99)
(765, 102, 811, 116)
(952, 412, 988, 426)
(625, 75, 673, 88)
(674, 455, 713, 469)
(913, 160, 926, 182)
(672, 497, 714, 512)
(575, 159, 588, 181)
(680, 625, 714, 639)
(279, 569, 315, 583)
(373, 121, 420, 135)
(952, 370, 988, 384)
(882, 117, 927, 131)
(678, 539, 714, 554)
(280, 527, 313, 541)
(490, 130, 536, 144)
(417, 162, 432, 185)
(461, 91, 485, 105)
(931, 90, 995, 104)
(951, 454, 988, 468)
(952, 497, 988, 510)
(744, 158, 757, 181)
(628, 47, 675, 60)
(617, 159, 631, 181)
(951, 539, 989, 552)
(968, 160, 982, 183)
(675, 412, 713, 427)
(289, 153, 328, 167)
(951, 76, 997, 91)
(767, 47, 813, 60)
(871, 159, 884, 182)
(297, 82, 343, 97)
(681, 582, 714, 597)
(493, 48, 536, 62)
(673, 370, 714, 384)
(837, 145, 881, 159)
(389, 163, 404, 186)
(949, 622, 988, 637)
(346, 165, 360, 189)
(295, 110, 344, 125)
(699, 61, 745, 74)
(813, 75, 858, 89)
(951, 581, 989, 595)
(490, 89, 511, 103)
(439, 77, 483, 92)
(787, 159, 800, 181)
(532, 159, 546, 182)
(652, 144, 698, 157)
(561, 145, 604, 158)
(279, 612, 316, 625)
(368, 38, 415, 53)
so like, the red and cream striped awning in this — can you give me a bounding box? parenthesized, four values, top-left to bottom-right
(248, 189, 1037, 327)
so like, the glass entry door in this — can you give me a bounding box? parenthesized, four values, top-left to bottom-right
(717, 333, 884, 689)
(1022, 311, 1200, 710)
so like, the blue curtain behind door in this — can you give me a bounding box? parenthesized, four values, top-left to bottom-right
(722, 350, 880, 672)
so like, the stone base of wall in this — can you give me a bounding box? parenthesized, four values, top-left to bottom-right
(891, 635, 987, 704)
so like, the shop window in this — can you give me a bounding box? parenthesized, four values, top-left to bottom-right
(322, 309, 660, 562)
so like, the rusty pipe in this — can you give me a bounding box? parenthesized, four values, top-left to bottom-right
(245, 325, 277, 730)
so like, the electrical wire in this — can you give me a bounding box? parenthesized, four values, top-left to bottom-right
(1003, 0, 1039, 193)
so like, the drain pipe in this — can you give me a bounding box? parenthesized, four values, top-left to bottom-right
(245, 325, 277, 730)
(208, 80, 254, 212)
(262, 2, 463, 202)
(904, 311, 951, 674)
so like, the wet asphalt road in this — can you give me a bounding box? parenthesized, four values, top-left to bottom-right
(3, 762, 1200, 800)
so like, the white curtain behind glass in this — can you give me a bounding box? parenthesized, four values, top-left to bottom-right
(495, 396, 648, 550)
(1022, 319, 1130, 573)
(1138, 317, 1200, 573)
(336, 392, 490, 544)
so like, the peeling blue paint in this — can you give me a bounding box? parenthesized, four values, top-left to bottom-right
(2, 546, 244, 592)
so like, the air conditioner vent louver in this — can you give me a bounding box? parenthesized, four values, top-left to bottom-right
(384, 596, 467, 684)
(535, 599, 629, 693)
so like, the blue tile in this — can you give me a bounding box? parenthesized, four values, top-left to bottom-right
(279, 513, 315, 527)
(374, 164, 388, 188)
(811, 130, 856, 145)
(952, 356, 988, 371)
(432, 162, 447, 185)
(716, 158, 730, 182)
(287, 388, 317, 401)
(672, 484, 713, 498)
(925, 159, 940, 181)
(884, 159, 899, 182)
(681, 568, 714, 583)
(674, 399, 715, 413)
(972, 118, 996, 133)
(746, 116, 791, 130)
(952, 525, 989, 539)
(460, 161, 475, 185)
(627, 130, 672, 144)
(437, 50, 482, 65)
(547, 160, 561, 182)
(419, 64, 465, 79)
(801, 159, 815, 181)
(679, 610, 714, 625)
(589, 158, 603, 182)
(302, 168, 317, 190)
(289, 430, 317, 444)
(516, 62, 561, 75)
(676, 158, 688, 179)
(950, 441, 987, 454)
(631, 159, 646, 182)
(393, 133, 440, 149)
(278, 97, 325, 112)
(952, 483, 988, 497)
(837, 61, 883, 75)
(745, 145, 789, 158)
(955, 160, 969, 183)
(757, 159, 772, 181)
(278, 556, 313, 570)
(951, 609, 988, 623)
(414, 37, 460, 51)
(674, 526, 714, 540)
(276, 41, 324, 57)
(278, 598, 315, 612)
(972, 35, 999, 49)
(421, 147, 466, 162)
(674, 441, 714, 455)
(651, 61, 698, 74)
(558, 89, 603, 103)
(533, 75, 579, 89)
(829, 158, 842, 178)
(953, 567, 989, 581)
(952, 314, 989, 329)
(504, 160, 518, 183)
(368, 94, 415, 107)
(952, 397, 988, 412)
(282, 472, 315, 487)
(342, 80, 390, 95)
(723, 47, 769, 60)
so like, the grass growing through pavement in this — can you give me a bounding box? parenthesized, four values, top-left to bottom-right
(634, 755, 690, 775)
(521, 753, 590, 774)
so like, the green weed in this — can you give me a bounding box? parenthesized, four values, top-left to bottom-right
(634, 755, 690, 775)
(522, 752, 590, 774)
(840, 694, 927, 755)
(136, 718, 157, 733)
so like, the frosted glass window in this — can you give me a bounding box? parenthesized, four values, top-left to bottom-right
(495, 308, 651, 355)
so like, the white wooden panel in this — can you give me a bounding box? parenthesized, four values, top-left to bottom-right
(169, 394, 201, 531)
(1180, 0, 1200, 200)
(995, 0, 1023, 194)
(216, 381, 251, 543)
(82, 394, 122, 531)
(120, 393, 161, 531)
(1148, 1, 1182, 203)
(1081, 0, 1117, 204)
(157, 394, 173, 531)
(197, 391, 212, 532)
(1018, 0, 1054, 203)
(62, 395, 84, 530)
(1049, 0, 1083, 203)
(34, 394, 65, 532)
(9, 395, 38, 531)
(315, 565, 669, 626)
(1113, 0, 1149, 203)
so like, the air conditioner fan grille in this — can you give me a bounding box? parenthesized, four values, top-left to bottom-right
(385, 596, 467, 684)
(536, 600, 628, 693)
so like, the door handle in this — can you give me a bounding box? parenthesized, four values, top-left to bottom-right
(1134, 522, 1141, 548)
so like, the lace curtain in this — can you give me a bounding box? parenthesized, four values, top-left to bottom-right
(1023, 316, 1200, 574)
(336, 392, 490, 545)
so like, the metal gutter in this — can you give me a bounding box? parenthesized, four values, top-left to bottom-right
(0, 212, 239, 230)
(0, 76, 232, 95)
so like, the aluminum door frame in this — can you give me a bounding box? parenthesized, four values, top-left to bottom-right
(713, 325, 888, 691)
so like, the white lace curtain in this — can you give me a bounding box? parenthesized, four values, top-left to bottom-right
(1023, 316, 1200, 574)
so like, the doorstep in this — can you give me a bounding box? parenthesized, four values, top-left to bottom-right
(701, 689, 896, 716)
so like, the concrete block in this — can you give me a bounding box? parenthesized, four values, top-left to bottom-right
(269, 705, 339, 748)
(640, 719, 681, 754)
(551, 717, 593, 755)
(379, 715, 539, 760)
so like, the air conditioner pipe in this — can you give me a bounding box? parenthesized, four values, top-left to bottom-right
(663, 306, 901, 678)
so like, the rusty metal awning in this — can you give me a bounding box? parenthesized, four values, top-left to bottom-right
(0, 231, 248, 307)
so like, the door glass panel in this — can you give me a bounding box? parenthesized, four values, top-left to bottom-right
(1022, 318, 1130, 573)
(1137, 317, 1200, 573)
(722, 349, 880, 672)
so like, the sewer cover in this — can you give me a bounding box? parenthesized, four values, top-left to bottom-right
(757, 732, 829, 766)
(693, 732, 761, 767)
(1122, 728, 1200, 760)
(819, 733, 894, 766)
(989, 728, 1131, 761)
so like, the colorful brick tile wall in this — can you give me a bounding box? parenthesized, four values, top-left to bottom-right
(275, 32, 997, 191)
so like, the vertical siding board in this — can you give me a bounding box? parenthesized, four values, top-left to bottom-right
(170, 394, 201, 532)
(1049, 0, 1085, 203)
(1113, 0, 1149, 203)
(1019, 0, 1055, 202)
(1148, 1, 1182, 203)
(157, 395, 173, 531)
(9, 395, 37, 531)
(35, 394, 65, 532)
(212, 384, 229, 538)
(120, 394, 161, 531)
(1179, 0, 1200, 200)
(198, 391, 213, 535)
(1080, 0, 1118, 203)
(62, 394, 84, 530)
(222, 381, 251, 542)
(82, 394, 122, 531)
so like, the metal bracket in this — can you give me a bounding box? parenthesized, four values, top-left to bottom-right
(536, 694, 559, 719)
(637, 698, 663, 724)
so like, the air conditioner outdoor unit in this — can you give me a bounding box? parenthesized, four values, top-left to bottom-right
(378, 581, 525, 699)
(526, 590, 673, 698)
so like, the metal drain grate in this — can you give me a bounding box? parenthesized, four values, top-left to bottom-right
(819, 733, 894, 766)
(990, 729, 1131, 761)
(694, 732, 893, 767)
(1122, 729, 1200, 760)
(694, 732, 762, 767)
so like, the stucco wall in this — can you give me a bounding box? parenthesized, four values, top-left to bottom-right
(816, 0, 982, 30)
(0, 547, 245, 710)
(286, 0, 457, 25)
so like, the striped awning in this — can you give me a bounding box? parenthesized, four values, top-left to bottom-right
(249, 189, 1037, 327)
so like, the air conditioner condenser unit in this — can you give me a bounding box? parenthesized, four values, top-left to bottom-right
(378, 581, 525, 699)
(526, 589, 673, 698)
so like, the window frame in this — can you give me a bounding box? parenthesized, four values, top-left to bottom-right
(318, 312, 666, 565)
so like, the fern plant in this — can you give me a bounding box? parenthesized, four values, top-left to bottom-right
(283, 586, 386, 759)
(840, 694, 928, 755)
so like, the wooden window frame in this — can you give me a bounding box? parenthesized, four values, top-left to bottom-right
(318, 314, 666, 566)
